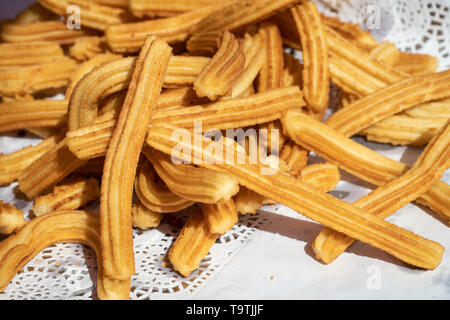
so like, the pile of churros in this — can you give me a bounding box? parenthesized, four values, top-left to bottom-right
(0, 0, 448, 300)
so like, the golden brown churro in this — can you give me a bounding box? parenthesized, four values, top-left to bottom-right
(281, 110, 450, 221)
(325, 69, 450, 137)
(0, 210, 130, 300)
(0, 99, 67, 132)
(279, 140, 308, 177)
(1, 21, 93, 44)
(106, 3, 235, 53)
(234, 187, 265, 215)
(37, 0, 131, 31)
(291, 2, 329, 114)
(0, 201, 26, 235)
(0, 58, 78, 97)
(32, 176, 100, 217)
(194, 31, 245, 100)
(65, 86, 305, 160)
(132, 199, 164, 231)
(147, 124, 444, 270)
(100, 37, 172, 280)
(202, 199, 239, 234)
(144, 148, 239, 204)
(169, 208, 219, 277)
(0, 42, 64, 67)
(0, 130, 65, 186)
(313, 119, 450, 264)
(129, 0, 226, 17)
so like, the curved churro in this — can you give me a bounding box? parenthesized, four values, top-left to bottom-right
(194, 31, 245, 100)
(32, 176, 100, 217)
(280, 110, 450, 222)
(0, 58, 78, 97)
(67, 55, 208, 131)
(325, 69, 450, 137)
(0, 130, 65, 186)
(0, 42, 64, 67)
(147, 124, 445, 270)
(143, 148, 239, 204)
(100, 37, 172, 280)
(132, 199, 164, 231)
(66, 86, 305, 160)
(37, 0, 130, 31)
(291, 2, 329, 114)
(0, 210, 130, 300)
(0, 201, 26, 235)
(313, 119, 450, 264)
(0, 99, 67, 132)
(105, 3, 234, 53)
(69, 36, 108, 61)
(201, 199, 238, 234)
(1, 21, 93, 44)
(135, 159, 194, 213)
(66, 53, 122, 98)
(169, 208, 219, 277)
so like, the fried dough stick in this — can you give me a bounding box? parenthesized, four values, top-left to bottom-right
(0, 211, 130, 300)
(313, 119, 450, 264)
(146, 124, 444, 270)
(280, 110, 450, 222)
(100, 37, 172, 280)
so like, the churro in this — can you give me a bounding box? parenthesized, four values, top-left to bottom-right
(291, 2, 329, 114)
(299, 163, 340, 193)
(144, 148, 239, 204)
(106, 3, 235, 53)
(168, 208, 219, 277)
(1, 21, 93, 45)
(32, 176, 100, 217)
(0, 99, 67, 132)
(194, 31, 245, 100)
(135, 159, 194, 213)
(37, 0, 130, 31)
(100, 37, 172, 280)
(67, 55, 209, 132)
(279, 140, 308, 177)
(147, 124, 444, 270)
(0, 201, 26, 235)
(0, 42, 64, 67)
(66, 86, 305, 160)
(0, 130, 65, 186)
(132, 199, 164, 231)
(234, 187, 264, 215)
(362, 115, 448, 147)
(194, 0, 300, 34)
(129, 0, 226, 18)
(0, 210, 130, 300)
(325, 69, 450, 137)
(202, 199, 238, 234)
(281, 109, 450, 221)
(313, 119, 450, 264)
(0, 58, 78, 97)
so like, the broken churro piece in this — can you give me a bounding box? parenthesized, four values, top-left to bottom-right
(201, 199, 238, 235)
(32, 176, 100, 216)
(132, 199, 164, 231)
(169, 208, 219, 277)
(0, 201, 26, 235)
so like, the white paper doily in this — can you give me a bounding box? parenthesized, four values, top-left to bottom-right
(0, 0, 449, 300)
